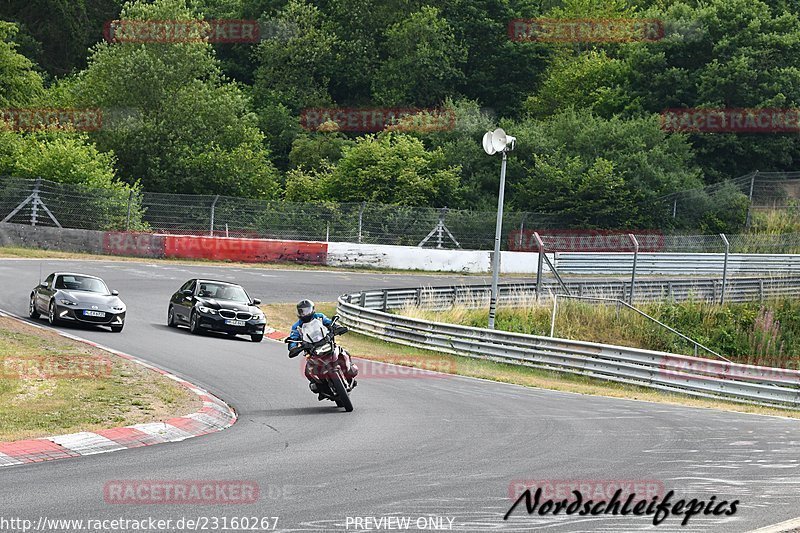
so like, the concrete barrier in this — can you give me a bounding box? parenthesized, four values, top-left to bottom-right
(0, 222, 105, 254)
(327, 242, 551, 274)
(163, 235, 328, 264)
(4, 222, 797, 277)
(327, 242, 489, 272)
(499, 250, 553, 274)
(104, 232, 165, 258)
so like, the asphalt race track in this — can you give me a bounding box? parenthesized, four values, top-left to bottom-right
(0, 258, 798, 533)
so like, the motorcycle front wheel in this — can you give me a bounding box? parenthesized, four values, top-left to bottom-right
(329, 372, 354, 412)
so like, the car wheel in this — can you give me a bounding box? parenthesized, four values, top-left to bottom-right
(111, 323, 124, 333)
(251, 334, 263, 343)
(48, 300, 60, 326)
(29, 295, 40, 319)
(189, 310, 200, 335)
(167, 305, 177, 328)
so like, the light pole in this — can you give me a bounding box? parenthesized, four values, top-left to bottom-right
(482, 128, 516, 329)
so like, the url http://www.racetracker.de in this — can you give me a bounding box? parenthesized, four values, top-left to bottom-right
(0, 516, 281, 532)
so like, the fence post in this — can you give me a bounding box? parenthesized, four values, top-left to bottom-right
(518, 212, 527, 248)
(358, 202, 366, 243)
(437, 207, 448, 249)
(672, 198, 677, 218)
(125, 190, 133, 231)
(719, 233, 729, 304)
(534, 232, 545, 302)
(416, 287, 422, 306)
(759, 279, 764, 302)
(210, 195, 219, 237)
(628, 234, 639, 304)
(382, 289, 388, 312)
(326, 221, 330, 242)
(745, 170, 758, 228)
(549, 294, 558, 337)
(30, 178, 41, 226)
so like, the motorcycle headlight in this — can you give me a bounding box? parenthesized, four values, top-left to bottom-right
(316, 344, 332, 354)
(198, 305, 217, 315)
(59, 299, 78, 306)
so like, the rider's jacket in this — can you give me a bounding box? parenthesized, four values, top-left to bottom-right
(288, 313, 333, 349)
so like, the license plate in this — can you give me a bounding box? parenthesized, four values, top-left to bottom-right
(225, 319, 246, 327)
(83, 310, 105, 317)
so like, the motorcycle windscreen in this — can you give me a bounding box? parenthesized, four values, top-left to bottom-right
(300, 318, 329, 343)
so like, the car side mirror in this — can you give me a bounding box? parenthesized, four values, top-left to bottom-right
(39, 282, 47, 288)
(182, 289, 193, 296)
(111, 290, 119, 296)
(252, 298, 261, 305)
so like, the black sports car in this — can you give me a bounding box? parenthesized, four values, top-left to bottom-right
(168, 279, 266, 342)
(29, 272, 126, 332)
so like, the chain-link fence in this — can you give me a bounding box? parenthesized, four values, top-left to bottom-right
(3, 176, 800, 252)
(659, 171, 800, 228)
(0, 177, 570, 249)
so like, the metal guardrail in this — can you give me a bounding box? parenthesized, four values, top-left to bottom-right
(337, 280, 800, 409)
(345, 276, 800, 311)
(555, 252, 800, 275)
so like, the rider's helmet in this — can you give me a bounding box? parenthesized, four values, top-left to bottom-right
(296, 299, 315, 323)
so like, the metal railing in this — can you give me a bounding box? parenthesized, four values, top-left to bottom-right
(337, 282, 800, 409)
(345, 276, 800, 311)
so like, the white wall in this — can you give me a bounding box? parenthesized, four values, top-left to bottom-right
(327, 242, 550, 274)
(499, 250, 553, 274)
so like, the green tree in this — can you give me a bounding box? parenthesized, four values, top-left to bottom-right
(510, 110, 702, 228)
(527, 0, 800, 181)
(371, 6, 466, 107)
(0, 22, 45, 107)
(0, 0, 122, 76)
(294, 132, 462, 206)
(289, 131, 354, 171)
(71, 0, 280, 197)
(252, 0, 338, 112)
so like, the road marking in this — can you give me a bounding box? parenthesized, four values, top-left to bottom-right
(749, 516, 800, 532)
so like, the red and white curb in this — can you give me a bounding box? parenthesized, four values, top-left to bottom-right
(0, 309, 237, 467)
(264, 326, 286, 341)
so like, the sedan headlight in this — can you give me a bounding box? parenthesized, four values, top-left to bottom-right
(252, 311, 264, 320)
(112, 305, 125, 311)
(59, 299, 78, 306)
(197, 305, 217, 315)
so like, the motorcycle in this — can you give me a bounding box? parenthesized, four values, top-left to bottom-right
(285, 315, 355, 412)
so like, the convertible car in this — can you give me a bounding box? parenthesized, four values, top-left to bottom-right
(168, 279, 266, 342)
(29, 272, 126, 332)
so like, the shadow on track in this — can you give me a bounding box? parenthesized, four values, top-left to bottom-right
(250, 407, 344, 417)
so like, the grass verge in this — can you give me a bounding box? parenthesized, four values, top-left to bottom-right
(401, 296, 800, 369)
(0, 316, 199, 441)
(260, 302, 800, 419)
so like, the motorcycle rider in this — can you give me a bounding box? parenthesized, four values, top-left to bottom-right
(288, 299, 358, 399)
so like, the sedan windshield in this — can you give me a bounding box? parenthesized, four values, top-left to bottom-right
(55, 275, 110, 294)
(196, 282, 250, 303)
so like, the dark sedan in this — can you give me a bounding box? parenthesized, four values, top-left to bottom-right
(29, 272, 126, 332)
(168, 279, 266, 342)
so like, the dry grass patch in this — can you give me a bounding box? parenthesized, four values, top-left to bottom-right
(0, 317, 199, 441)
